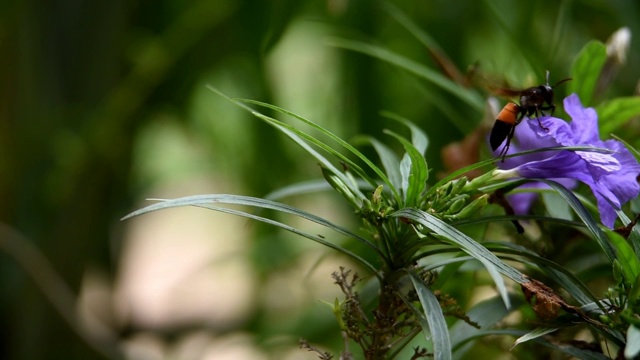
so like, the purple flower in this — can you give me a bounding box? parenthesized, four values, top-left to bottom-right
(492, 94, 640, 228)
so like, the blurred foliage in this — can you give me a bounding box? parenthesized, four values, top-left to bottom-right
(1, 0, 639, 359)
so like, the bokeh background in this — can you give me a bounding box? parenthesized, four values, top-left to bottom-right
(1, 0, 639, 359)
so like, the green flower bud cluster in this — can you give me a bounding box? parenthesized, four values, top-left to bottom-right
(425, 177, 488, 221)
(360, 185, 396, 226)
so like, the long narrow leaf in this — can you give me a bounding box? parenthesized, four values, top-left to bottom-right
(275, 121, 370, 202)
(239, 98, 402, 203)
(206, 86, 369, 203)
(536, 179, 617, 262)
(264, 178, 375, 201)
(122, 194, 383, 272)
(352, 135, 402, 195)
(450, 294, 523, 352)
(569, 41, 607, 106)
(409, 272, 452, 360)
(381, 111, 429, 156)
(394, 209, 526, 283)
(327, 38, 485, 111)
(484, 242, 598, 306)
(264, 179, 334, 200)
(393, 208, 526, 308)
(252, 111, 371, 193)
(419, 255, 474, 272)
(597, 97, 640, 135)
(453, 328, 610, 360)
(616, 210, 640, 256)
(379, 0, 445, 58)
(386, 130, 428, 207)
(198, 204, 378, 275)
(607, 229, 640, 286)
(511, 327, 559, 349)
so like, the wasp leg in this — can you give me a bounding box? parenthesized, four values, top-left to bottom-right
(533, 106, 550, 131)
(536, 117, 550, 132)
(498, 125, 516, 162)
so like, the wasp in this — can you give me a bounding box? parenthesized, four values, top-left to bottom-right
(489, 71, 571, 161)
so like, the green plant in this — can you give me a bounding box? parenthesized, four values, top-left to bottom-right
(124, 20, 640, 360)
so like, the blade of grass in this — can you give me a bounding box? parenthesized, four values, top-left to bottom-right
(616, 210, 640, 256)
(196, 203, 379, 275)
(385, 130, 428, 207)
(536, 179, 617, 262)
(206, 86, 369, 203)
(450, 294, 523, 356)
(351, 135, 402, 195)
(569, 41, 607, 106)
(484, 242, 599, 306)
(393, 208, 526, 308)
(380, 111, 429, 156)
(454, 327, 610, 359)
(264, 179, 335, 200)
(607, 229, 640, 287)
(238, 97, 402, 203)
(408, 272, 452, 360)
(327, 37, 485, 111)
(122, 194, 384, 271)
(511, 327, 560, 350)
(379, 0, 467, 86)
(597, 97, 640, 135)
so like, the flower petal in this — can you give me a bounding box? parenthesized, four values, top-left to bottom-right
(564, 94, 600, 144)
(574, 150, 620, 181)
(533, 116, 573, 145)
(590, 183, 622, 228)
(515, 152, 588, 179)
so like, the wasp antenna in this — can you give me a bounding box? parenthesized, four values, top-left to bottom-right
(545, 70, 551, 86)
(553, 77, 572, 88)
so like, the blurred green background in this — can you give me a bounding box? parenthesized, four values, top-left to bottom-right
(1, 0, 639, 359)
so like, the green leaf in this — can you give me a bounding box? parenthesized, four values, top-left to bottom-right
(380, 0, 445, 58)
(569, 41, 607, 106)
(352, 135, 402, 195)
(450, 294, 523, 354)
(321, 167, 364, 209)
(454, 328, 610, 359)
(237, 97, 403, 204)
(630, 275, 640, 305)
(409, 272, 452, 360)
(327, 37, 485, 112)
(206, 86, 370, 203)
(511, 327, 559, 349)
(597, 97, 640, 135)
(263, 178, 373, 201)
(617, 210, 640, 256)
(542, 192, 573, 221)
(381, 111, 429, 156)
(419, 255, 474, 272)
(537, 179, 617, 262)
(606, 229, 640, 286)
(612, 135, 640, 166)
(122, 194, 382, 273)
(264, 179, 334, 200)
(272, 120, 369, 200)
(385, 130, 428, 207)
(485, 242, 599, 306)
(393, 208, 527, 308)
